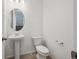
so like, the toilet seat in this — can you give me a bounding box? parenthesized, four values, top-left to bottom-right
(36, 45, 49, 56)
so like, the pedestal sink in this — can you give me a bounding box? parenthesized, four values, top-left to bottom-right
(8, 34, 24, 40)
(8, 34, 24, 59)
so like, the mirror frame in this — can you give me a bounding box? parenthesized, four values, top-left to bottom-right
(10, 8, 25, 31)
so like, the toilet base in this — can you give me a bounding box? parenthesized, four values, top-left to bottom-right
(36, 54, 46, 59)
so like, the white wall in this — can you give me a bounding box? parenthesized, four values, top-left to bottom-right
(73, 0, 77, 51)
(43, 0, 76, 59)
(3, 0, 43, 57)
(30, 0, 43, 36)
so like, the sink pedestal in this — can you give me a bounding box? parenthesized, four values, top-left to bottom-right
(8, 34, 24, 59)
(14, 40, 20, 59)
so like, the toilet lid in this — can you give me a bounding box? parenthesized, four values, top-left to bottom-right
(36, 45, 49, 53)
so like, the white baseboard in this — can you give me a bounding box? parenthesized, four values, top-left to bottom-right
(7, 50, 36, 58)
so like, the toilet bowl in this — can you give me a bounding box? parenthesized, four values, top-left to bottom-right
(36, 45, 49, 56)
(36, 45, 49, 59)
(32, 36, 49, 59)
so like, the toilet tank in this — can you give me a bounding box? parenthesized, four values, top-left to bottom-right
(32, 36, 43, 46)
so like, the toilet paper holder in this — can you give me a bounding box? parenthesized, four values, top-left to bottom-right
(56, 40, 64, 45)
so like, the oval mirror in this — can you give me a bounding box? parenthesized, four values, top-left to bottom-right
(10, 9, 24, 31)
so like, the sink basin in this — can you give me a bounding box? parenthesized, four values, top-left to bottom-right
(8, 34, 24, 40)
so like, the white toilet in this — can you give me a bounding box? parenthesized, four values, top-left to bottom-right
(32, 36, 49, 59)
